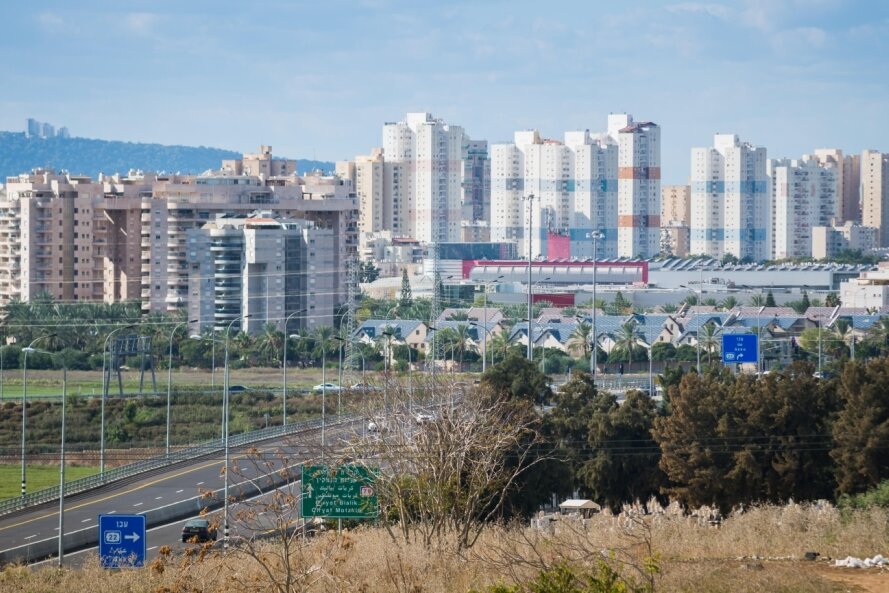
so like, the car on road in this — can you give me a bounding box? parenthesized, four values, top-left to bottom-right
(350, 382, 379, 392)
(181, 518, 217, 543)
(312, 383, 341, 393)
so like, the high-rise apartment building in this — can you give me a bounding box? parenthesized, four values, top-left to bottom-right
(769, 158, 837, 260)
(812, 220, 878, 260)
(490, 122, 624, 260)
(661, 185, 691, 256)
(861, 150, 889, 247)
(383, 112, 465, 244)
(810, 149, 861, 223)
(690, 134, 769, 261)
(336, 149, 406, 247)
(186, 213, 335, 335)
(614, 115, 660, 258)
(462, 139, 490, 223)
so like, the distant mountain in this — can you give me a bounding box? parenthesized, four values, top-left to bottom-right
(0, 131, 334, 181)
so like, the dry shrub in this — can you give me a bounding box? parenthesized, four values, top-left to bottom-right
(1, 504, 885, 593)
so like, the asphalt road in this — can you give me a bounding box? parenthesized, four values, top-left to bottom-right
(0, 419, 359, 565)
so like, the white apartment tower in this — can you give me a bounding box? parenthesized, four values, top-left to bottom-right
(382, 112, 465, 244)
(690, 134, 769, 261)
(490, 121, 626, 260)
(769, 158, 837, 259)
(614, 115, 661, 258)
(809, 149, 861, 223)
(861, 150, 889, 247)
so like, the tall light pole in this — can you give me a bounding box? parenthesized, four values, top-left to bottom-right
(166, 319, 196, 458)
(480, 275, 503, 373)
(57, 363, 67, 566)
(282, 309, 306, 427)
(333, 336, 345, 415)
(21, 334, 54, 496)
(590, 230, 602, 378)
(470, 322, 493, 373)
(222, 313, 251, 552)
(101, 324, 135, 477)
(524, 194, 537, 361)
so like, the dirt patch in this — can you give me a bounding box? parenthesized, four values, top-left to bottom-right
(810, 564, 889, 593)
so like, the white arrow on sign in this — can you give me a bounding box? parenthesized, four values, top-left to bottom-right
(305, 484, 314, 498)
(124, 532, 140, 543)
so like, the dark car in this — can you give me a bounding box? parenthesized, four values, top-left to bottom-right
(181, 518, 217, 543)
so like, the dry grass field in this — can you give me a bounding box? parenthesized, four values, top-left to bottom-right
(2, 503, 887, 593)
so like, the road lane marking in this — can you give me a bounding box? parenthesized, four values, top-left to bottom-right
(107, 510, 116, 514)
(133, 502, 143, 507)
(196, 482, 204, 486)
(176, 489, 184, 493)
(155, 496, 163, 500)
(148, 546, 157, 551)
(24, 535, 36, 540)
(81, 518, 92, 523)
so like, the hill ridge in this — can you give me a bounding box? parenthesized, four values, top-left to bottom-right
(0, 131, 333, 181)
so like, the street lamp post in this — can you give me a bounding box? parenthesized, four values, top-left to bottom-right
(333, 336, 345, 415)
(101, 324, 135, 477)
(21, 335, 54, 496)
(222, 314, 251, 552)
(524, 194, 537, 361)
(282, 309, 306, 427)
(166, 320, 196, 458)
(480, 275, 503, 373)
(57, 364, 67, 566)
(590, 230, 602, 378)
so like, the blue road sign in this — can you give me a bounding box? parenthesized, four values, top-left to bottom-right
(722, 333, 759, 364)
(99, 514, 146, 568)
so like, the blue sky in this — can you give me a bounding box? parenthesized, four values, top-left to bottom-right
(2, 0, 887, 183)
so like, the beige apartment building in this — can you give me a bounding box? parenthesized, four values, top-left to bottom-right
(660, 184, 691, 256)
(861, 150, 889, 247)
(0, 148, 357, 332)
(811, 148, 861, 223)
(812, 220, 878, 260)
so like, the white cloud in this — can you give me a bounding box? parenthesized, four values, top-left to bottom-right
(666, 2, 731, 19)
(125, 12, 160, 36)
(37, 12, 65, 29)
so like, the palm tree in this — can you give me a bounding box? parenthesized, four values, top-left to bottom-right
(488, 331, 512, 365)
(614, 320, 642, 373)
(831, 318, 852, 358)
(568, 321, 592, 359)
(867, 318, 889, 354)
(698, 323, 721, 364)
(748, 294, 767, 307)
(254, 322, 284, 366)
(720, 296, 739, 311)
(311, 326, 337, 369)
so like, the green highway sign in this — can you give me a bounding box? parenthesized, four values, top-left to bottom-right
(300, 464, 379, 519)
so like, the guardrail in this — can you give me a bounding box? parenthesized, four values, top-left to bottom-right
(0, 413, 359, 518)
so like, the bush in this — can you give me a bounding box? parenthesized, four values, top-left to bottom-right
(839, 479, 889, 510)
(471, 561, 655, 593)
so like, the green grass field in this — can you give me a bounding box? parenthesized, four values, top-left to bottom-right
(0, 463, 99, 500)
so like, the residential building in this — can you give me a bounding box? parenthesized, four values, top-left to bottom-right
(186, 213, 334, 335)
(0, 148, 358, 325)
(462, 139, 490, 223)
(383, 112, 466, 244)
(336, 148, 406, 252)
(221, 144, 297, 177)
(861, 150, 889, 247)
(810, 148, 861, 222)
(490, 124, 619, 260)
(770, 157, 837, 259)
(690, 134, 769, 261)
(661, 185, 691, 256)
(812, 220, 878, 259)
(615, 115, 661, 258)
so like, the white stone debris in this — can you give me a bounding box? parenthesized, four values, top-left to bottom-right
(834, 554, 887, 568)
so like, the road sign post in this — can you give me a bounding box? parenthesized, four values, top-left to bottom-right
(99, 514, 146, 568)
(301, 464, 378, 519)
(722, 334, 759, 365)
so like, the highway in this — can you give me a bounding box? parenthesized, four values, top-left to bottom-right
(0, 419, 360, 566)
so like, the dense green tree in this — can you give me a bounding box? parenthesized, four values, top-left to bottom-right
(650, 342, 676, 361)
(832, 359, 889, 494)
(578, 390, 665, 512)
(825, 292, 840, 307)
(765, 290, 777, 307)
(359, 261, 380, 283)
(481, 351, 550, 404)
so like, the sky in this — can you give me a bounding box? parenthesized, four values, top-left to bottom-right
(2, 0, 888, 183)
